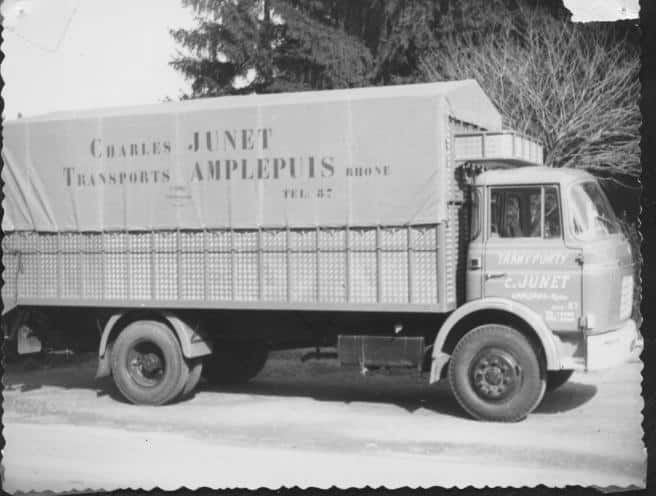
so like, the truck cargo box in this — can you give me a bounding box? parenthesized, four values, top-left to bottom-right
(2, 81, 501, 314)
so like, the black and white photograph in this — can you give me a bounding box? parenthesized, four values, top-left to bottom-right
(0, 0, 648, 492)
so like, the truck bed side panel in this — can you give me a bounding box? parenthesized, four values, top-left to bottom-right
(1, 225, 448, 313)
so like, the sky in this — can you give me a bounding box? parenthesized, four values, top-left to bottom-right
(0, 0, 641, 119)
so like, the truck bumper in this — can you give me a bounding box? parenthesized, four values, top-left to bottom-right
(585, 319, 641, 371)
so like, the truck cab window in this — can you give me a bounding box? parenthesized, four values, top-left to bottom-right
(528, 191, 541, 237)
(569, 181, 620, 240)
(490, 186, 561, 239)
(544, 186, 561, 238)
(490, 187, 541, 238)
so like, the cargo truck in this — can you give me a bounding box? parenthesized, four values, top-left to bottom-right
(1, 80, 641, 421)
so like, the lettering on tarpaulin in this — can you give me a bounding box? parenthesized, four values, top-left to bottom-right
(90, 139, 172, 159)
(166, 184, 193, 206)
(190, 156, 335, 182)
(282, 187, 334, 200)
(345, 165, 391, 177)
(63, 167, 171, 187)
(62, 126, 393, 195)
(188, 128, 273, 153)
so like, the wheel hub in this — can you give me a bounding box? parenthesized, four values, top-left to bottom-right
(127, 342, 166, 388)
(140, 353, 162, 374)
(470, 348, 521, 401)
(485, 366, 503, 386)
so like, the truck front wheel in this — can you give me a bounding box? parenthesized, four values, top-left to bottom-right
(110, 320, 189, 405)
(202, 343, 268, 385)
(448, 324, 546, 422)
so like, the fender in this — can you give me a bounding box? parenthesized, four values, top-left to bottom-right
(429, 297, 562, 383)
(96, 312, 213, 379)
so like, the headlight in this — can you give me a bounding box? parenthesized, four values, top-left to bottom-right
(619, 275, 633, 321)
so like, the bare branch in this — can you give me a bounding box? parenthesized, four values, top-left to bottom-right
(423, 9, 640, 179)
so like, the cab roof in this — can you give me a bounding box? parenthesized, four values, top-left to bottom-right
(475, 165, 595, 187)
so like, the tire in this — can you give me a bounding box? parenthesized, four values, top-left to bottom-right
(448, 324, 546, 422)
(546, 370, 574, 392)
(110, 320, 189, 405)
(202, 343, 268, 385)
(180, 358, 204, 399)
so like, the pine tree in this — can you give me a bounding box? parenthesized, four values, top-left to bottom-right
(170, 0, 373, 97)
(170, 0, 575, 95)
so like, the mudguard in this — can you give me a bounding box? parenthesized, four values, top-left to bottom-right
(429, 297, 562, 383)
(96, 312, 212, 379)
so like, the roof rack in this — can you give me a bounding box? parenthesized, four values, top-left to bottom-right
(454, 130, 544, 168)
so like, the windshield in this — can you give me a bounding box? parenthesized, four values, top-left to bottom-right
(568, 181, 620, 240)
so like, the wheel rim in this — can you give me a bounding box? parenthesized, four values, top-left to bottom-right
(469, 347, 522, 402)
(126, 340, 166, 388)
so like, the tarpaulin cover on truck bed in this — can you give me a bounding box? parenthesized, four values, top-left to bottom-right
(2, 80, 501, 232)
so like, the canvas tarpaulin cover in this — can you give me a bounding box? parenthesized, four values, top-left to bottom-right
(1, 80, 501, 232)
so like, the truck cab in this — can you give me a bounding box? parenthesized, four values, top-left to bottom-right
(467, 165, 638, 370)
(427, 131, 640, 421)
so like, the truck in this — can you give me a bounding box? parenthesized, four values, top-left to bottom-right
(1, 80, 641, 421)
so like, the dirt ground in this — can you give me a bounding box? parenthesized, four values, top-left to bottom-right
(1, 350, 646, 492)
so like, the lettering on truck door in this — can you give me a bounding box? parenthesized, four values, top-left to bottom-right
(483, 185, 582, 331)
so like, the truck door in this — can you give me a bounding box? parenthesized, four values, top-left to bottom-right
(482, 185, 582, 331)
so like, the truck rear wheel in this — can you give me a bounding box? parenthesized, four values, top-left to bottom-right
(202, 343, 268, 385)
(546, 369, 574, 392)
(110, 320, 189, 405)
(448, 324, 545, 422)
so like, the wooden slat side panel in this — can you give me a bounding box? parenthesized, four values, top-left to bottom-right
(6, 225, 445, 311)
